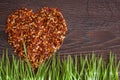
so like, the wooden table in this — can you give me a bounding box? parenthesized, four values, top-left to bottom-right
(0, 0, 120, 61)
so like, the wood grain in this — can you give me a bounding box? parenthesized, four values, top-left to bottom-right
(0, 0, 120, 60)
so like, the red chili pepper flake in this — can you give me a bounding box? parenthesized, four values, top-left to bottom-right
(6, 7, 67, 69)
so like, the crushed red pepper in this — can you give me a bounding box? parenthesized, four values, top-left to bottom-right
(6, 7, 67, 69)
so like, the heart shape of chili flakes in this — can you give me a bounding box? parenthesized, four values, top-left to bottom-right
(6, 7, 67, 68)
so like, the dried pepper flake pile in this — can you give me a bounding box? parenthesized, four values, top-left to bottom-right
(6, 7, 67, 69)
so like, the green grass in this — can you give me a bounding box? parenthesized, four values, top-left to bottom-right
(0, 50, 120, 80)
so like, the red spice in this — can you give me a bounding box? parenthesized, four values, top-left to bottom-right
(6, 7, 67, 68)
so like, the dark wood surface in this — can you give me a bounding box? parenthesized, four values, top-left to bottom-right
(0, 0, 120, 60)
